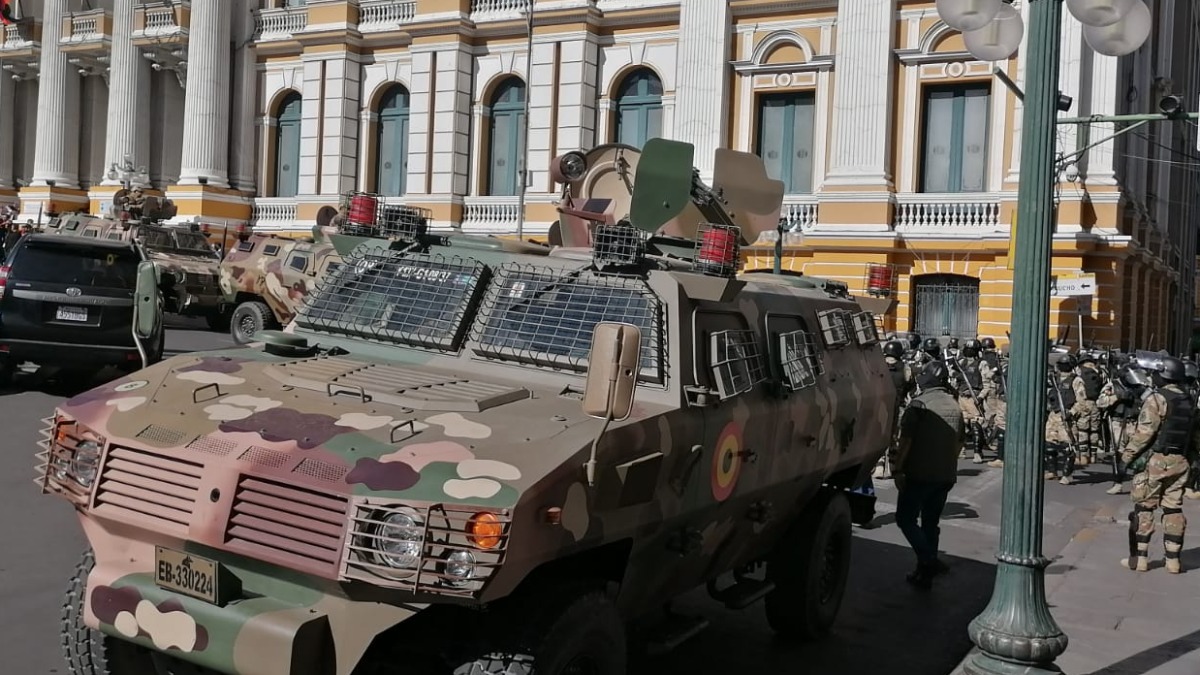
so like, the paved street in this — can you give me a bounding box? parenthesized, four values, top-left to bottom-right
(0, 317, 1162, 674)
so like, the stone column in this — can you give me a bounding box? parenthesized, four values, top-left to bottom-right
(229, 4, 258, 193)
(527, 40, 556, 193)
(405, 49, 434, 197)
(31, 0, 81, 187)
(178, 0, 232, 187)
(318, 51, 362, 196)
(674, 0, 732, 182)
(430, 42, 472, 198)
(823, 0, 895, 188)
(103, 0, 151, 185)
(0, 70, 14, 190)
(554, 36, 599, 156)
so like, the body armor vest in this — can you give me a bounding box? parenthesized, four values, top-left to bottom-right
(982, 351, 999, 369)
(958, 359, 984, 393)
(887, 360, 907, 398)
(1078, 367, 1103, 400)
(1153, 387, 1194, 456)
(1051, 375, 1076, 412)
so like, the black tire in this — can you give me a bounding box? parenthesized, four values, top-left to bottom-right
(63, 550, 155, 675)
(230, 301, 278, 345)
(0, 357, 16, 388)
(451, 590, 626, 675)
(205, 309, 232, 333)
(765, 492, 853, 640)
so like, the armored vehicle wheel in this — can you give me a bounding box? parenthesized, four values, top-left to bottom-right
(451, 590, 626, 675)
(230, 301, 278, 345)
(63, 550, 155, 675)
(764, 492, 853, 640)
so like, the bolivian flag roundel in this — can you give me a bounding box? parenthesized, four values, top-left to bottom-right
(710, 421, 743, 502)
(0, 1, 14, 26)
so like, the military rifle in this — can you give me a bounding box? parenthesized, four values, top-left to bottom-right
(1048, 371, 1083, 461)
(948, 356, 996, 445)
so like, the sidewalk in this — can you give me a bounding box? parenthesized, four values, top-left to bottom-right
(960, 498, 1200, 675)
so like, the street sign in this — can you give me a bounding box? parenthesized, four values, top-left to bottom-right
(1051, 273, 1096, 297)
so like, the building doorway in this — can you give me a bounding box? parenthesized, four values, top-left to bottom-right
(912, 274, 981, 339)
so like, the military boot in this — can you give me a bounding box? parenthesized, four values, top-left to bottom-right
(1106, 482, 1127, 495)
(1185, 488, 1200, 500)
(1120, 556, 1149, 572)
(1165, 559, 1183, 574)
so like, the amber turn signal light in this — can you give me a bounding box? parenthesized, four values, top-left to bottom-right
(467, 512, 504, 550)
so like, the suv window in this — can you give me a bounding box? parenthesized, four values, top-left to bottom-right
(12, 243, 141, 290)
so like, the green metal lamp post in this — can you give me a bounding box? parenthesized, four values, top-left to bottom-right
(932, 1, 1154, 673)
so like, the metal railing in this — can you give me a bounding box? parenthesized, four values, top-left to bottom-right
(255, 6, 308, 39)
(461, 197, 520, 233)
(893, 194, 1002, 232)
(359, 0, 417, 30)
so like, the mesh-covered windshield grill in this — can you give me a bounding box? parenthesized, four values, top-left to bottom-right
(297, 246, 486, 351)
(472, 265, 662, 381)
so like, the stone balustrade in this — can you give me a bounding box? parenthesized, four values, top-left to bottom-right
(359, 0, 417, 31)
(893, 194, 1002, 233)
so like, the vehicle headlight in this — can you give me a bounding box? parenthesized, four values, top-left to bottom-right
(71, 440, 101, 487)
(443, 550, 476, 586)
(374, 509, 423, 569)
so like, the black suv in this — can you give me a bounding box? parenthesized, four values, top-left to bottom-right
(0, 234, 164, 384)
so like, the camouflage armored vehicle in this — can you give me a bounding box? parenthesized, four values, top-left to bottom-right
(44, 139, 896, 675)
(218, 230, 341, 344)
(46, 190, 229, 331)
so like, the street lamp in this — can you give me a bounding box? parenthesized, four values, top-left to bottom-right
(934, 2, 1153, 674)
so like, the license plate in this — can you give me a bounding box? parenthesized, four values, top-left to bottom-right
(55, 306, 88, 322)
(154, 546, 220, 604)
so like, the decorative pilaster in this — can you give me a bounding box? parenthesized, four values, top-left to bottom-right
(554, 36, 600, 157)
(31, 0, 81, 188)
(406, 50, 435, 197)
(823, 0, 895, 188)
(178, 0, 232, 187)
(230, 4, 258, 193)
(527, 40, 557, 193)
(318, 51, 362, 196)
(674, 0, 732, 182)
(0, 70, 14, 191)
(1084, 53, 1119, 186)
(431, 42, 472, 199)
(102, 0, 151, 186)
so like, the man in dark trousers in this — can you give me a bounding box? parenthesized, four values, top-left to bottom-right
(891, 361, 965, 589)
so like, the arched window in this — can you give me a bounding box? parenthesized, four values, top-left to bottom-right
(273, 92, 302, 198)
(375, 85, 410, 197)
(487, 78, 526, 197)
(614, 69, 663, 149)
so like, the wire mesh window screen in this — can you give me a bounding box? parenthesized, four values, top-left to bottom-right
(912, 275, 980, 340)
(473, 265, 662, 380)
(297, 247, 486, 351)
(818, 309, 852, 348)
(710, 330, 767, 399)
(779, 330, 822, 391)
(851, 312, 880, 346)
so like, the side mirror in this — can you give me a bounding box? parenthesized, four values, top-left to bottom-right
(583, 322, 642, 421)
(134, 261, 160, 339)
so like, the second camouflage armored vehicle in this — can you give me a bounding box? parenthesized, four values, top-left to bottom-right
(218, 230, 341, 344)
(43, 139, 896, 675)
(46, 190, 229, 331)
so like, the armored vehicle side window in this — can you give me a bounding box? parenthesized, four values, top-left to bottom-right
(817, 309, 853, 348)
(474, 265, 662, 382)
(263, 244, 281, 257)
(850, 311, 881, 346)
(105, 232, 123, 241)
(82, 229, 99, 238)
(142, 228, 173, 249)
(288, 253, 309, 272)
(695, 311, 765, 399)
(298, 246, 485, 351)
(765, 314, 824, 391)
(237, 240, 255, 253)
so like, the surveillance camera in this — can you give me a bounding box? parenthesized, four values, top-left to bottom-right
(1064, 164, 1079, 182)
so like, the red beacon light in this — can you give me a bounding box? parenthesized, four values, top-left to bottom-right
(693, 223, 741, 278)
(865, 263, 894, 298)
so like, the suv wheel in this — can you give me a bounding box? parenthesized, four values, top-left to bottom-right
(62, 550, 155, 675)
(230, 301, 278, 345)
(450, 590, 626, 675)
(764, 491, 853, 640)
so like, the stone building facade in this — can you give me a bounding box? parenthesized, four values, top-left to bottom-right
(1, 0, 1197, 352)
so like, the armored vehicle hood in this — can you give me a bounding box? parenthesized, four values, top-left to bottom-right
(56, 348, 619, 510)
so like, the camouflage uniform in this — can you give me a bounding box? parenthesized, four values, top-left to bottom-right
(1045, 371, 1078, 480)
(1073, 363, 1105, 462)
(1121, 384, 1197, 572)
(954, 356, 988, 462)
(1096, 379, 1140, 492)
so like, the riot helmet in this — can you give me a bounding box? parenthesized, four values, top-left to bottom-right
(921, 337, 942, 358)
(1184, 360, 1200, 383)
(1120, 366, 1152, 390)
(906, 333, 922, 351)
(882, 340, 905, 360)
(947, 337, 960, 350)
(1078, 352, 1097, 365)
(916, 362, 951, 390)
(1158, 356, 1187, 384)
(1055, 353, 1077, 372)
(961, 339, 982, 358)
(980, 337, 997, 350)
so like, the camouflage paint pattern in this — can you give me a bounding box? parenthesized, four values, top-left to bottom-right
(218, 233, 341, 326)
(42, 142, 896, 675)
(44, 214, 225, 317)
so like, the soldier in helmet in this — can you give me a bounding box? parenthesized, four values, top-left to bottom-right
(1097, 365, 1153, 495)
(1073, 353, 1105, 467)
(891, 361, 964, 589)
(979, 337, 1008, 467)
(1045, 353, 1081, 484)
(915, 337, 942, 367)
(1120, 356, 1198, 574)
(874, 339, 913, 480)
(952, 339, 990, 464)
(945, 337, 960, 361)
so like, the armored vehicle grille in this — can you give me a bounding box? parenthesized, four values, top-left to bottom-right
(224, 476, 349, 577)
(93, 448, 203, 537)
